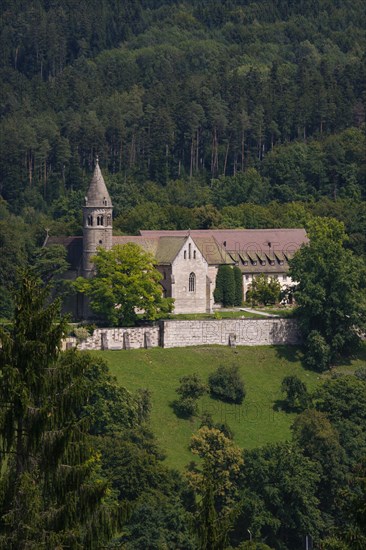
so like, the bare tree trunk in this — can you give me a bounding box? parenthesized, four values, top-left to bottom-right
(190, 135, 194, 180)
(223, 138, 230, 176)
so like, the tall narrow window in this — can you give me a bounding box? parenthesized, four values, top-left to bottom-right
(100, 215, 104, 225)
(189, 272, 195, 292)
(193, 250, 196, 259)
(189, 243, 191, 259)
(184, 250, 187, 259)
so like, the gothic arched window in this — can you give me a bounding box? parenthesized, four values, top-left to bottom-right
(189, 272, 195, 292)
(87, 215, 93, 226)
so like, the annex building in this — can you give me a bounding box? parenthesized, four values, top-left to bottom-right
(47, 161, 308, 318)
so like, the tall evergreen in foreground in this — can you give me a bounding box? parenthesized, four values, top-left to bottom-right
(0, 276, 121, 549)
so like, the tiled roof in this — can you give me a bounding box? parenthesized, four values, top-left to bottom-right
(112, 236, 159, 256)
(192, 236, 235, 265)
(85, 161, 112, 207)
(156, 237, 187, 264)
(140, 229, 308, 255)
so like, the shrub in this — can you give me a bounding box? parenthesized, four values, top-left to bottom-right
(172, 397, 198, 418)
(355, 366, 366, 381)
(73, 326, 90, 341)
(208, 365, 246, 404)
(176, 374, 207, 400)
(281, 375, 309, 411)
(305, 330, 331, 372)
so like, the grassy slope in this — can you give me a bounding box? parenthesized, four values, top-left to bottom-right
(93, 345, 365, 470)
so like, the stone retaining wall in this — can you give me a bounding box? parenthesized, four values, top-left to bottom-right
(161, 319, 300, 348)
(62, 319, 300, 351)
(63, 326, 160, 351)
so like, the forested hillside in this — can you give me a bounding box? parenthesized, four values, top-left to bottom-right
(0, 0, 365, 315)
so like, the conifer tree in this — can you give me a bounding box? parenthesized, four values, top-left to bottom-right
(214, 265, 236, 307)
(233, 266, 243, 306)
(0, 276, 121, 549)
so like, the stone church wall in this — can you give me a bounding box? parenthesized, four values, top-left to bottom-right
(62, 319, 300, 350)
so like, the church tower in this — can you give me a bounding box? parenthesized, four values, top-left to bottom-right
(82, 158, 113, 278)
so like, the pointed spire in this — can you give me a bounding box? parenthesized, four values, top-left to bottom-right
(85, 158, 112, 207)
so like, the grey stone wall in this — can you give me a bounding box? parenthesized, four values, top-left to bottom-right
(62, 319, 300, 350)
(63, 326, 160, 351)
(161, 319, 300, 348)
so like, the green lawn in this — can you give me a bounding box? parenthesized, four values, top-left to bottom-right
(167, 310, 264, 320)
(93, 344, 365, 470)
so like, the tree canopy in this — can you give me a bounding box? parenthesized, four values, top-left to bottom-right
(289, 217, 366, 369)
(75, 243, 174, 325)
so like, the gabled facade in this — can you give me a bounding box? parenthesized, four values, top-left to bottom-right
(46, 164, 308, 318)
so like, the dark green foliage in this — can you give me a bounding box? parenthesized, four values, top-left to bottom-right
(173, 396, 199, 418)
(290, 218, 366, 369)
(121, 491, 196, 550)
(281, 375, 310, 411)
(234, 443, 323, 550)
(292, 409, 347, 519)
(0, 276, 121, 548)
(176, 373, 207, 400)
(208, 365, 246, 404)
(233, 266, 243, 306)
(173, 373, 207, 419)
(355, 366, 366, 381)
(79, 354, 152, 435)
(214, 265, 235, 307)
(304, 330, 332, 372)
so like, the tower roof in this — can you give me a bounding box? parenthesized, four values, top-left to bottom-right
(85, 159, 112, 207)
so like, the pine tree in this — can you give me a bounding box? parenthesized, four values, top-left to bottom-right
(0, 276, 121, 549)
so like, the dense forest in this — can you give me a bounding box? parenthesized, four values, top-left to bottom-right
(0, 1, 365, 310)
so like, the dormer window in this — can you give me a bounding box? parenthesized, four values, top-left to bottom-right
(103, 197, 107, 206)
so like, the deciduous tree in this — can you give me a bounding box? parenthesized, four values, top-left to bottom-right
(289, 217, 366, 369)
(75, 243, 174, 326)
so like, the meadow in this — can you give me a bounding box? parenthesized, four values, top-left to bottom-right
(94, 345, 364, 470)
